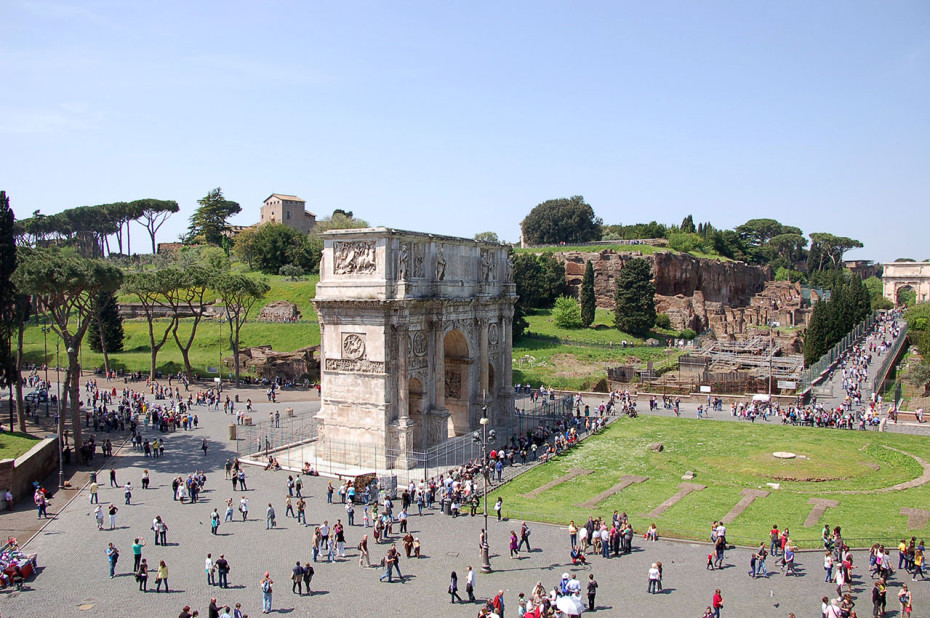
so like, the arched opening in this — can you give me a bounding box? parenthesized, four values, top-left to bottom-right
(443, 329, 471, 436)
(408, 378, 425, 449)
(897, 284, 916, 308)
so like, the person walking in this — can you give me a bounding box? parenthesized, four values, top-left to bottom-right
(872, 579, 886, 617)
(712, 589, 724, 618)
(261, 571, 274, 614)
(124, 482, 133, 505)
(302, 562, 314, 595)
(201, 438, 208, 456)
(106, 542, 119, 578)
(587, 573, 599, 610)
(155, 560, 169, 592)
(224, 498, 235, 523)
(94, 504, 104, 530)
(136, 558, 148, 591)
(359, 534, 371, 567)
(465, 565, 476, 602)
(266, 503, 276, 529)
(449, 571, 463, 603)
(240, 496, 249, 521)
(291, 561, 304, 595)
(518, 521, 532, 552)
(211, 508, 220, 535)
(89, 479, 99, 504)
(495, 497, 503, 521)
(34, 489, 48, 519)
(898, 584, 912, 616)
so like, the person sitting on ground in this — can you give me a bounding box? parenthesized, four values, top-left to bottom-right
(646, 523, 658, 541)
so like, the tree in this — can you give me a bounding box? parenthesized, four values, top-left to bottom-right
(808, 233, 863, 271)
(186, 188, 241, 247)
(710, 229, 749, 261)
(553, 296, 583, 328)
(803, 296, 829, 366)
(215, 274, 270, 386)
(0, 191, 16, 399)
(907, 363, 930, 396)
(512, 253, 566, 310)
(736, 219, 800, 248)
(580, 260, 596, 327)
(137, 199, 180, 254)
(279, 264, 304, 280)
(87, 289, 124, 373)
(314, 211, 370, 233)
(520, 196, 602, 246)
(232, 226, 259, 269)
(613, 258, 656, 336)
(14, 248, 123, 447)
(161, 264, 214, 380)
(248, 223, 318, 274)
(474, 231, 499, 243)
(123, 269, 179, 379)
(667, 232, 706, 254)
(680, 215, 696, 234)
(767, 233, 808, 263)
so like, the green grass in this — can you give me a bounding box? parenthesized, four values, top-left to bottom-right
(0, 432, 43, 460)
(492, 416, 930, 545)
(513, 308, 682, 390)
(23, 275, 321, 376)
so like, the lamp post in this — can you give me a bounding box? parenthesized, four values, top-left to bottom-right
(217, 318, 226, 394)
(60, 346, 74, 490)
(41, 326, 52, 417)
(475, 405, 496, 573)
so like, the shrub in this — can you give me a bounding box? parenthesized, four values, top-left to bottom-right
(655, 313, 672, 329)
(553, 296, 583, 329)
(679, 328, 697, 340)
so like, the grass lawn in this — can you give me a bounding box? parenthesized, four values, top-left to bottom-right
(22, 275, 321, 377)
(0, 432, 43, 460)
(492, 416, 930, 545)
(513, 308, 682, 390)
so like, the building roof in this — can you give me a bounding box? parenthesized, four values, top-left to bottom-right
(264, 193, 305, 203)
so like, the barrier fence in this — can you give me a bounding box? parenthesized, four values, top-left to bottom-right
(798, 310, 879, 392)
(871, 323, 910, 395)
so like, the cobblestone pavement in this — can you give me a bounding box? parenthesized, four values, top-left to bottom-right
(2, 386, 928, 618)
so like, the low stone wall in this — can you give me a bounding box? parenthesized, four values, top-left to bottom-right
(0, 437, 59, 505)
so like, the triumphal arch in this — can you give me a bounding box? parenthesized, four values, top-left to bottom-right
(882, 262, 930, 305)
(312, 228, 516, 467)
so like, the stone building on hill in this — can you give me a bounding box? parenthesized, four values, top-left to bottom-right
(260, 194, 315, 233)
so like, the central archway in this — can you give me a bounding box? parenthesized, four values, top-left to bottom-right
(443, 329, 472, 437)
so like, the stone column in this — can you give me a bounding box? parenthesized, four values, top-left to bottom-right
(433, 319, 445, 411)
(479, 318, 489, 397)
(397, 324, 409, 421)
(501, 314, 514, 396)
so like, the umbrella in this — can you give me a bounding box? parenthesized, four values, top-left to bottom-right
(556, 594, 585, 616)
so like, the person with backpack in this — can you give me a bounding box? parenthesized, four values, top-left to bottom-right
(261, 572, 274, 613)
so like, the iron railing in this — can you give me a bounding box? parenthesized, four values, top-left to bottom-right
(798, 310, 879, 391)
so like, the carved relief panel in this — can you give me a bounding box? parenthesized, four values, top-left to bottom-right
(334, 241, 377, 275)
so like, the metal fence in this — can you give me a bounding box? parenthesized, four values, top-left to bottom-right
(871, 323, 910, 395)
(236, 411, 319, 458)
(798, 310, 879, 391)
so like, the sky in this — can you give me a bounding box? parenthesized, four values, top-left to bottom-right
(1, 1, 928, 262)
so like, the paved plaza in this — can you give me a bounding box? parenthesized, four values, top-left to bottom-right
(2, 378, 927, 618)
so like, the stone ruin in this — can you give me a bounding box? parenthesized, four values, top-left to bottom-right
(556, 250, 811, 346)
(256, 300, 302, 322)
(224, 345, 319, 382)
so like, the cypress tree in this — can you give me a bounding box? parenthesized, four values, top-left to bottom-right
(88, 289, 125, 355)
(0, 191, 15, 390)
(614, 258, 656, 336)
(580, 260, 596, 327)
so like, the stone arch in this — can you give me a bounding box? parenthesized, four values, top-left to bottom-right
(896, 284, 916, 307)
(444, 329, 472, 436)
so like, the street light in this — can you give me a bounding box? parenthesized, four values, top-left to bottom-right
(474, 406, 496, 573)
(60, 346, 74, 490)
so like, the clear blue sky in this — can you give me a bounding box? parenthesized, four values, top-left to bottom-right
(2, 1, 928, 262)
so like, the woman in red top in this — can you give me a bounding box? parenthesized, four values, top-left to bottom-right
(712, 589, 723, 618)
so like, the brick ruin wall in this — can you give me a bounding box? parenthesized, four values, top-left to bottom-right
(556, 250, 810, 345)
